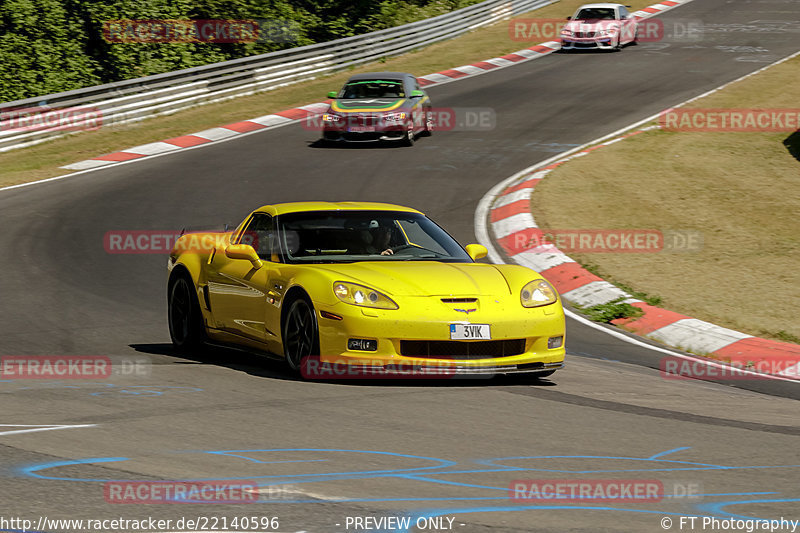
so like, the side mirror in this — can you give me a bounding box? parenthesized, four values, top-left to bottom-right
(327, 91, 337, 99)
(225, 244, 262, 269)
(465, 244, 488, 261)
(566, 16, 572, 20)
(410, 90, 424, 98)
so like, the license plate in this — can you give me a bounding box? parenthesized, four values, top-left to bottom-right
(349, 126, 376, 132)
(450, 324, 491, 340)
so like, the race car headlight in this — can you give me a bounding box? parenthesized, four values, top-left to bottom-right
(561, 29, 572, 36)
(322, 113, 341, 122)
(334, 281, 398, 310)
(520, 279, 558, 308)
(383, 112, 407, 123)
(600, 28, 618, 36)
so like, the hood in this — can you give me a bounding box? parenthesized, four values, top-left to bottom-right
(331, 98, 407, 113)
(314, 262, 512, 297)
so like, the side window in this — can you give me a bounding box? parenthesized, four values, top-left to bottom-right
(618, 6, 629, 18)
(239, 213, 274, 259)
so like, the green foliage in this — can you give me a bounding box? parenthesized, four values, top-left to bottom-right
(581, 298, 644, 323)
(1, 0, 482, 102)
(0, 0, 100, 101)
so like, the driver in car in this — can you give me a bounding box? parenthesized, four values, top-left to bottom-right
(363, 221, 395, 255)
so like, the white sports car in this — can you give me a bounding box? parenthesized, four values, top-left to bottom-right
(561, 3, 639, 51)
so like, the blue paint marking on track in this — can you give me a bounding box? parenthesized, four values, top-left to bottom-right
(695, 498, 800, 520)
(14, 447, 800, 526)
(649, 447, 692, 459)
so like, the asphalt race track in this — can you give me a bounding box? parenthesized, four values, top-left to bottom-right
(1, 0, 799, 531)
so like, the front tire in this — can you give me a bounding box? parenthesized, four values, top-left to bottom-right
(420, 110, 433, 137)
(402, 120, 415, 146)
(282, 297, 320, 372)
(168, 274, 206, 351)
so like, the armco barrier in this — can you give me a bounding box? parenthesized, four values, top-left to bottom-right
(0, 0, 554, 153)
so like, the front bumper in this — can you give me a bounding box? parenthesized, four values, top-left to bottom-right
(313, 298, 566, 374)
(561, 37, 615, 49)
(323, 127, 406, 143)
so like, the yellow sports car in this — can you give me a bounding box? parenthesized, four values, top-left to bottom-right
(167, 202, 565, 377)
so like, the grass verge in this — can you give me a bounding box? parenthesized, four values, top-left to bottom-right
(0, 0, 659, 189)
(531, 55, 800, 342)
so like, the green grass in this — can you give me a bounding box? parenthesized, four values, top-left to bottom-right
(532, 55, 800, 342)
(577, 298, 644, 323)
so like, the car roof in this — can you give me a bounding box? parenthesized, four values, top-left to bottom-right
(575, 3, 623, 9)
(345, 72, 414, 82)
(255, 201, 423, 216)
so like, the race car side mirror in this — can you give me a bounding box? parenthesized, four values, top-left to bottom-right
(466, 244, 488, 261)
(226, 244, 263, 269)
(327, 91, 337, 99)
(410, 90, 424, 98)
(566, 16, 571, 20)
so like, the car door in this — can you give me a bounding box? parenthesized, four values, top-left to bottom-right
(206, 213, 277, 343)
(409, 77, 427, 132)
(618, 6, 635, 43)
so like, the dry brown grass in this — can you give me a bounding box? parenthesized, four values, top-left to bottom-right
(0, 0, 658, 188)
(531, 55, 800, 342)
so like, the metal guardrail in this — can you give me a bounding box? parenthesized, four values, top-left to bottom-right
(0, 0, 555, 152)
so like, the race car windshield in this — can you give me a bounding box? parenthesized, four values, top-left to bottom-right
(275, 211, 472, 264)
(339, 80, 405, 99)
(574, 8, 617, 19)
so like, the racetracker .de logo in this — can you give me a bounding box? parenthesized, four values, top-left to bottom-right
(0, 106, 102, 133)
(301, 356, 458, 380)
(510, 479, 664, 502)
(0, 356, 112, 379)
(102, 20, 260, 43)
(303, 107, 495, 132)
(104, 481, 259, 504)
(660, 357, 800, 381)
(503, 229, 663, 254)
(659, 108, 800, 132)
(508, 18, 664, 42)
(104, 230, 258, 254)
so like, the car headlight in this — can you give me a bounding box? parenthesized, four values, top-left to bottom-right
(333, 281, 398, 310)
(600, 28, 618, 36)
(561, 29, 572, 36)
(383, 112, 407, 123)
(520, 279, 558, 308)
(322, 113, 341, 122)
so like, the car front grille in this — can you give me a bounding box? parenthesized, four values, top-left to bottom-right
(400, 339, 526, 359)
(575, 32, 596, 38)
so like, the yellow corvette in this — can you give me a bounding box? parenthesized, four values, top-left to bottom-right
(167, 202, 565, 377)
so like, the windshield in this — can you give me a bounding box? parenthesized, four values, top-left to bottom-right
(574, 7, 617, 19)
(275, 211, 472, 264)
(339, 79, 405, 99)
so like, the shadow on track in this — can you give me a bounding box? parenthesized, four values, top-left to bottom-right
(784, 130, 800, 162)
(130, 343, 558, 389)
